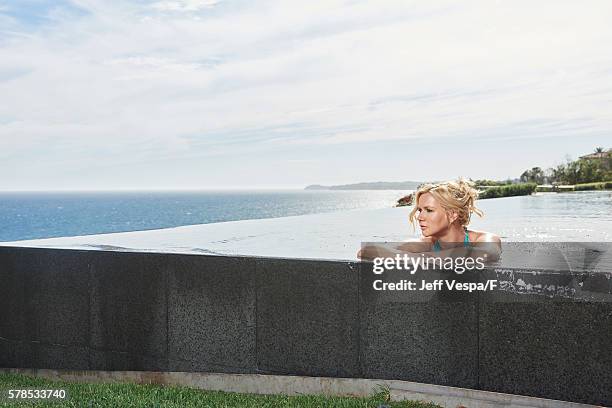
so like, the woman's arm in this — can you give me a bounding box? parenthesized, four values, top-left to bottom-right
(357, 243, 403, 260)
(473, 232, 502, 261)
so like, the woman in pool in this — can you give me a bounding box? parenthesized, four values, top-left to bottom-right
(358, 178, 501, 259)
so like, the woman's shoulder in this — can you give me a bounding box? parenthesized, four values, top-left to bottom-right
(467, 229, 501, 244)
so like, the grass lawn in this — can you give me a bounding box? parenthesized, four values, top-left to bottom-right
(0, 373, 441, 408)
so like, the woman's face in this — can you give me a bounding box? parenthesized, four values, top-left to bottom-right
(416, 192, 453, 237)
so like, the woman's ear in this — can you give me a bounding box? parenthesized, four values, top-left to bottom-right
(447, 210, 459, 224)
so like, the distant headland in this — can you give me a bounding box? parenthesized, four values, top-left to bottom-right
(304, 181, 422, 190)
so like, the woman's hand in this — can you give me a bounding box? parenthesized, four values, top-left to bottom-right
(357, 246, 376, 260)
(357, 243, 401, 260)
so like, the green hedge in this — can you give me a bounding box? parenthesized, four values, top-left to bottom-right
(479, 181, 610, 197)
(574, 181, 612, 191)
(479, 183, 537, 199)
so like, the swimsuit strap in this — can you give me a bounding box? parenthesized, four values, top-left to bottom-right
(432, 230, 470, 252)
(432, 240, 442, 252)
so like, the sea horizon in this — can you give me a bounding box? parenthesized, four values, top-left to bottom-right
(0, 189, 414, 242)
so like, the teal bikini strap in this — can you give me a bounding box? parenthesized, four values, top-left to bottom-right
(432, 240, 442, 252)
(464, 230, 470, 247)
(433, 230, 470, 252)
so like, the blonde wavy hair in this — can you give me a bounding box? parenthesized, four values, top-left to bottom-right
(409, 178, 484, 228)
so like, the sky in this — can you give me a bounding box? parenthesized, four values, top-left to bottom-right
(1, 0, 611, 190)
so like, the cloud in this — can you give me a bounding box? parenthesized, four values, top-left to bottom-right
(151, 0, 221, 12)
(1, 0, 612, 188)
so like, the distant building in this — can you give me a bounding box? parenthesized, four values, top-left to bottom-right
(580, 148, 611, 173)
(580, 148, 611, 160)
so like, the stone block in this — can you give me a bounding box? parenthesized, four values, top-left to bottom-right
(479, 300, 612, 406)
(89, 251, 168, 358)
(167, 255, 256, 373)
(21, 248, 90, 347)
(359, 262, 479, 388)
(256, 258, 360, 377)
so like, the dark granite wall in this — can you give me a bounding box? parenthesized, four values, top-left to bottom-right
(0, 246, 610, 405)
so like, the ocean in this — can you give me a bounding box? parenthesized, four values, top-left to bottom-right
(2, 190, 611, 243)
(0, 190, 412, 242)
